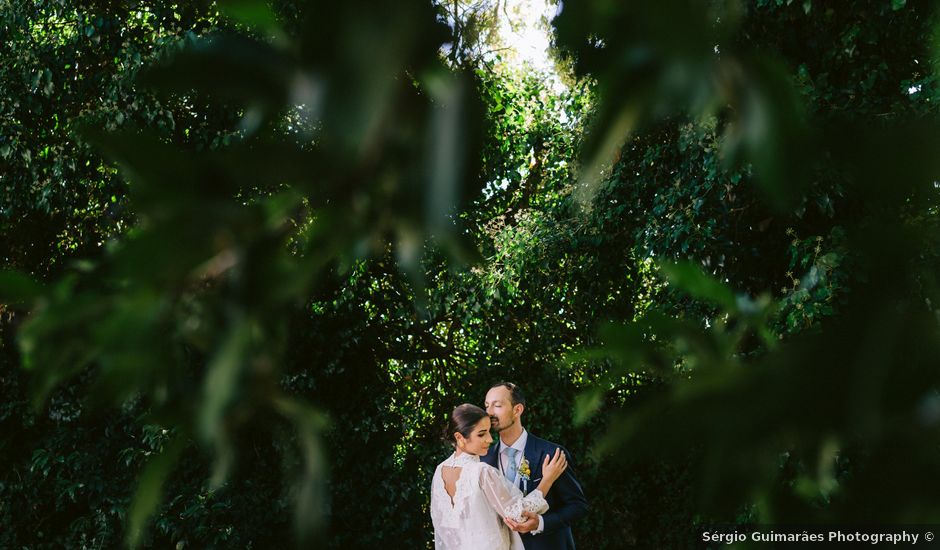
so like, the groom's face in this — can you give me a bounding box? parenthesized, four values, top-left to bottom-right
(484, 386, 519, 432)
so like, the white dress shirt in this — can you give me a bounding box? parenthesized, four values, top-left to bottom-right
(498, 429, 528, 486)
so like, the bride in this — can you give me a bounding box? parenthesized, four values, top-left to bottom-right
(430, 403, 569, 549)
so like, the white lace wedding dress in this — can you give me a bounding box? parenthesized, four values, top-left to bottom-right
(430, 452, 549, 550)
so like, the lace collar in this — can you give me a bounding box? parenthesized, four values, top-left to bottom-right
(448, 452, 480, 467)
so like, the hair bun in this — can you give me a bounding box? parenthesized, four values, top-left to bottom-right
(442, 403, 488, 449)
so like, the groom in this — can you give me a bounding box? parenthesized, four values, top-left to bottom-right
(483, 382, 588, 550)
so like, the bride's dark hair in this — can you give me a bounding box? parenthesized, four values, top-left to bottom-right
(442, 404, 489, 447)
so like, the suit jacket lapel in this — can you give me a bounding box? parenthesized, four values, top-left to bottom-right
(483, 440, 500, 468)
(522, 436, 541, 495)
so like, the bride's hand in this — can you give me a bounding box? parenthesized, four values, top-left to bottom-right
(541, 448, 568, 483)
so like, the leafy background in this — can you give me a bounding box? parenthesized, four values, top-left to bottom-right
(2, 0, 940, 548)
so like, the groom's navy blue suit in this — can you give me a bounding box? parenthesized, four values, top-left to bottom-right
(482, 433, 588, 550)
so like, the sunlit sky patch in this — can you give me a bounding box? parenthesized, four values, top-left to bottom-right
(493, 0, 558, 75)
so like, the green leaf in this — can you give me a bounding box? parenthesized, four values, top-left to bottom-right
(218, 0, 285, 38)
(723, 55, 812, 211)
(892, 0, 906, 10)
(138, 36, 296, 107)
(200, 319, 254, 486)
(17, 286, 107, 409)
(126, 436, 186, 549)
(658, 260, 737, 310)
(573, 388, 604, 425)
(273, 396, 329, 543)
(0, 271, 43, 307)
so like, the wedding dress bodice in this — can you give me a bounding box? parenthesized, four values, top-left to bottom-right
(430, 452, 549, 550)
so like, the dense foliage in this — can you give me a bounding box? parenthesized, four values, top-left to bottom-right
(2, 0, 940, 548)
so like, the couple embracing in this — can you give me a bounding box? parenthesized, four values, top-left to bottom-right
(430, 382, 589, 549)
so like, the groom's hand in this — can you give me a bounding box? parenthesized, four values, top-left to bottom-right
(503, 511, 540, 533)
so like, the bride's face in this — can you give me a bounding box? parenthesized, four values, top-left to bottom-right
(459, 416, 494, 456)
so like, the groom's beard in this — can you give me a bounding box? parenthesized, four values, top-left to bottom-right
(493, 417, 515, 432)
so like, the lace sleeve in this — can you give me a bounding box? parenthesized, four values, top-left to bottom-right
(479, 464, 549, 522)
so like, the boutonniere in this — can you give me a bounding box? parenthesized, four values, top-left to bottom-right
(519, 457, 531, 481)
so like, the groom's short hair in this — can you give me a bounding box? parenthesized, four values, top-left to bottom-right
(491, 381, 526, 407)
